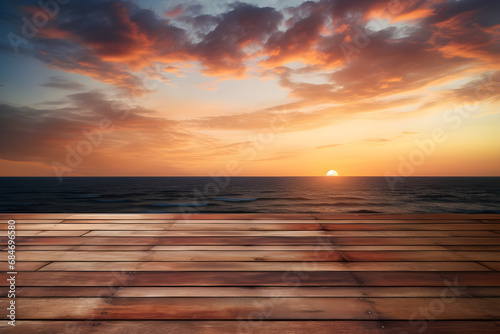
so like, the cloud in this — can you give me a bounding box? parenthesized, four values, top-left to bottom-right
(3, 0, 498, 101)
(190, 95, 419, 132)
(1, 0, 499, 176)
(164, 6, 184, 18)
(7, 1, 283, 92)
(316, 143, 344, 149)
(30, 37, 151, 96)
(191, 2, 283, 77)
(363, 138, 390, 143)
(0, 91, 245, 175)
(316, 137, 395, 150)
(40, 76, 86, 90)
(262, 1, 329, 68)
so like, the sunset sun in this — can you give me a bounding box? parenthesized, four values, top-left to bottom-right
(326, 170, 339, 176)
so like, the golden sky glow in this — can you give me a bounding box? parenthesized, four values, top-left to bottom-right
(0, 0, 499, 176)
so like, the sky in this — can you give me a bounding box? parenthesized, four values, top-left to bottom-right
(0, 0, 499, 177)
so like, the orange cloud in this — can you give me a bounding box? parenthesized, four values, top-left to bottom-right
(164, 6, 183, 18)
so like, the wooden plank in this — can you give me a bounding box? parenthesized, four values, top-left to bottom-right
(66, 214, 180, 220)
(5, 236, 500, 246)
(163, 223, 325, 230)
(0, 223, 324, 231)
(51, 218, 486, 224)
(480, 262, 500, 271)
(58, 219, 315, 224)
(9, 245, 465, 251)
(329, 237, 500, 245)
(5, 250, 342, 262)
(9, 245, 78, 251)
(2, 272, 500, 287)
(3, 220, 64, 224)
(65, 214, 314, 220)
(169, 219, 482, 225)
(370, 297, 500, 320)
(7, 297, 500, 319)
(322, 223, 500, 230)
(36, 261, 351, 272)
(341, 251, 500, 262)
(456, 252, 500, 262)
(36, 261, 488, 272)
(14, 245, 154, 251)
(150, 245, 449, 251)
(0, 261, 48, 271)
(0, 230, 89, 237)
(111, 286, 500, 298)
(60, 219, 175, 224)
(444, 246, 500, 251)
(374, 321, 500, 334)
(352, 272, 500, 286)
(0, 223, 172, 230)
(1, 321, 500, 334)
(326, 231, 497, 237)
(81, 230, 497, 237)
(0, 272, 137, 287)
(319, 219, 482, 224)
(4, 236, 334, 245)
(313, 214, 500, 220)
(4, 286, 121, 298)
(10, 286, 500, 298)
(82, 231, 333, 237)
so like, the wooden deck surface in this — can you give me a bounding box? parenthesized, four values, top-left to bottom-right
(1, 213, 500, 333)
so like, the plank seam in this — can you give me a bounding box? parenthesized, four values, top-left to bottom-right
(476, 262, 497, 271)
(35, 262, 53, 271)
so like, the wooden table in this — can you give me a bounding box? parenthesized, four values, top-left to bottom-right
(1, 214, 500, 333)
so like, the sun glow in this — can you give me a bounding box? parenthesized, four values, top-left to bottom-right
(326, 170, 339, 176)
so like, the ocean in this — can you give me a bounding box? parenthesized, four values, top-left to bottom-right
(0, 177, 499, 214)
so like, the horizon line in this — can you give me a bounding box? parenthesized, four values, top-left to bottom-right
(1, 176, 499, 178)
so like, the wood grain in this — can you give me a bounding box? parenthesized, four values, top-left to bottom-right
(6, 297, 500, 320)
(2, 321, 499, 334)
(2, 213, 499, 333)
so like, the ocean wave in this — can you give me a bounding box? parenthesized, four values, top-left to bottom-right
(255, 197, 311, 201)
(452, 209, 500, 214)
(93, 199, 134, 203)
(414, 194, 462, 202)
(214, 198, 257, 202)
(68, 194, 101, 199)
(330, 201, 388, 207)
(329, 196, 366, 201)
(161, 190, 189, 194)
(102, 192, 146, 198)
(152, 203, 208, 207)
(0, 202, 41, 206)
